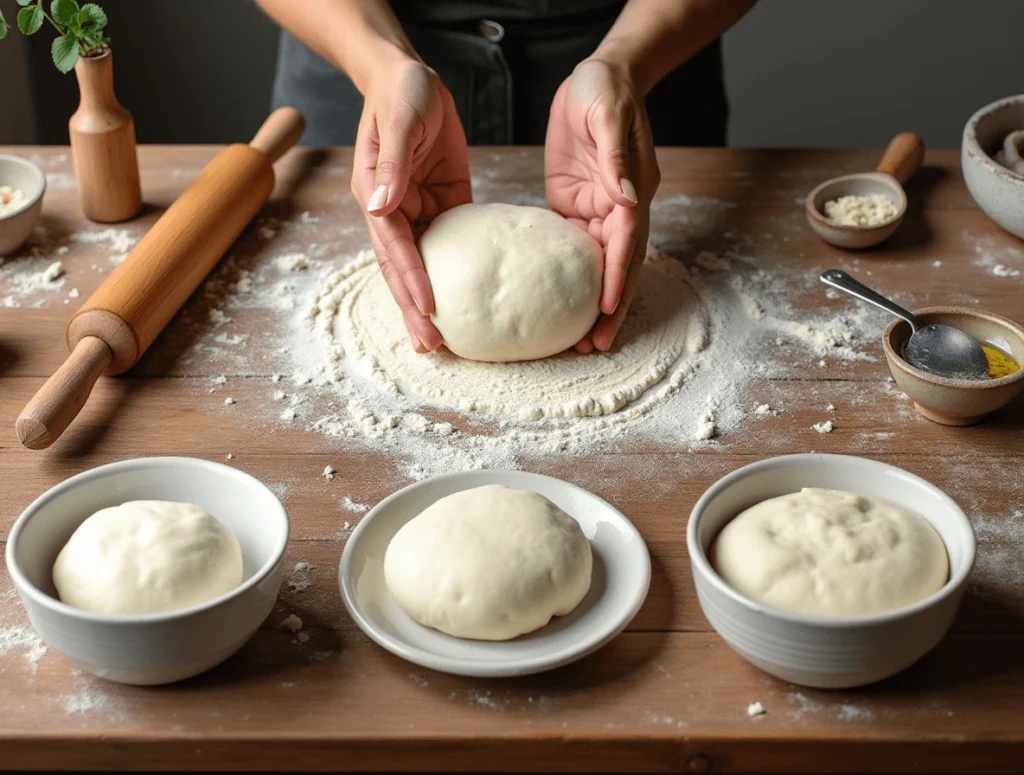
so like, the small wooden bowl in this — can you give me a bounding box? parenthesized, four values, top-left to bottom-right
(883, 307, 1024, 426)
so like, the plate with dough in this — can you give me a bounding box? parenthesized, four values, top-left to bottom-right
(339, 470, 650, 677)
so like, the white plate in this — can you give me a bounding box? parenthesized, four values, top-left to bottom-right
(339, 470, 651, 677)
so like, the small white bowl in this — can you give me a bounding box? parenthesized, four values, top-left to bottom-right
(0, 154, 46, 255)
(687, 454, 975, 689)
(339, 470, 650, 677)
(962, 94, 1024, 239)
(5, 457, 289, 685)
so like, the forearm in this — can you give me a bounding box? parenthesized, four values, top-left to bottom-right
(254, 0, 418, 94)
(592, 0, 757, 94)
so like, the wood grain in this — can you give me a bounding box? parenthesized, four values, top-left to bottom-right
(0, 146, 1023, 772)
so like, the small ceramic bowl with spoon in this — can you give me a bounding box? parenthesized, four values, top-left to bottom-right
(821, 269, 1024, 425)
(806, 132, 925, 249)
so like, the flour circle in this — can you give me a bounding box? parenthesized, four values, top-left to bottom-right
(421, 203, 603, 362)
(383, 484, 592, 640)
(52, 501, 244, 615)
(711, 488, 949, 617)
(316, 249, 707, 421)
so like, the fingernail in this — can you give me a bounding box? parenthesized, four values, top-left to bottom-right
(409, 330, 424, 352)
(611, 298, 620, 315)
(368, 184, 389, 213)
(619, 177, 638, 204)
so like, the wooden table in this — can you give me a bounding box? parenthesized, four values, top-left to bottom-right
(1, 147, 1023, 773)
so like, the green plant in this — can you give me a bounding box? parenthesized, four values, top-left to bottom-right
(0, 0, 109, 74)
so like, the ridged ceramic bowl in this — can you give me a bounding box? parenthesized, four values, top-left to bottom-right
(5, 457, 289, 685)
(962, 94, 1024, 239)
(687, 454, 975, 689)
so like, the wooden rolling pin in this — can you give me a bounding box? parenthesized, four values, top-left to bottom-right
(16, 107, 305, 450)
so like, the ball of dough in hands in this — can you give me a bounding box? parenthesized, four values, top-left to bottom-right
(419, 203, 604, 362)
(52, 501, 243, 615)
(384, 485, 593, 640)
(711, 488, 948, 617)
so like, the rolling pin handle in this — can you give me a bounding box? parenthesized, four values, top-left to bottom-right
(876, 131, 925, 186)
(16, 336, 113, 450)
(249, 106, 306, 164)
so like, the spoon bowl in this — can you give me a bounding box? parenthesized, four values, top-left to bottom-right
(806, 132, 924, 249)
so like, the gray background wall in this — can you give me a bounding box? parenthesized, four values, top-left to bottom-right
(2, 0, 1021, 148)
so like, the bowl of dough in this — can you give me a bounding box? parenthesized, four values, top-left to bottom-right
(687, 454, 975, 689)
(962, 94, 1024, 239)
(5, 457, 289, 685)
(0, 154, 46, 255)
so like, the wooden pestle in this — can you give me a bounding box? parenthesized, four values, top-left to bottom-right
(16, 107, 306, 449)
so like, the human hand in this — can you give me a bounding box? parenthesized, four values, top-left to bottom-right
(352, 59, 471, 353)
(545, 58, 660, 353)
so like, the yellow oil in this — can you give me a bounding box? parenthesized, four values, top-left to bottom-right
(982, 344, 1020, 379)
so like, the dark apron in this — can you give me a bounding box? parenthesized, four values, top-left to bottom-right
(271, 2, 727, 147)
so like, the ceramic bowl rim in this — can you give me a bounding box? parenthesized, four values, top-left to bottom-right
(882, 305, 1024, 389)
(804, 172, 906, 233)
(686, 453, 975, 629)
(962, 93, 1024, 184)
(4, 456, 290, 625)
(0, 154, 47, 222)
(338, 468, 652, 676)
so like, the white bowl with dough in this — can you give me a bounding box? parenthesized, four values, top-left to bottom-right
(339, 470, 650, 677)
(5, 457, 289, 685)
(687, 454, 975, 689)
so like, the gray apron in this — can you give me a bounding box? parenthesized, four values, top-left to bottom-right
(271, 2, 726, 147)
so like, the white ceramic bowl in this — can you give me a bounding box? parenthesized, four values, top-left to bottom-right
(0, 154, 46, 255)
(962, 94, 1024, 239)
(5, 457, 289, 685)
(340, 470, 650, 677)
(687, 454, 975, 689)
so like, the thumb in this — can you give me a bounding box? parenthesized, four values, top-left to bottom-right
(367, 103, 417, 217)
(590, 106, 639, 208)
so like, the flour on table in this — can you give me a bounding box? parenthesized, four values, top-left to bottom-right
(747, 701, 767, 717)
(274, 253, 310, 272)
(812, 420, 834, 434)
(323, 465, 336, 480)
(0, 626, 47, 673)
(342, 496, 370, 513)
(281, 614, 303, 632)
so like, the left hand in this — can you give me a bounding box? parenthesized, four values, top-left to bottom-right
(545, 58, 660, 353)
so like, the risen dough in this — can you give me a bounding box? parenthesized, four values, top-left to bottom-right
(711, 488, 948, 617)
(420, 203, 603, 362)
(53, 501, 243, 615)
(384, 485, 592, 640)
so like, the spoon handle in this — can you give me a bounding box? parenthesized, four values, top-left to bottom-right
(820, 269, 918, 332)
(876, 132, 925, 185)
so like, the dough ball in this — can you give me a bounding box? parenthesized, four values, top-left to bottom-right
(384, 485, 592, 640)
(420, 203, 603, 362)
(53, 501, 243, 615)
(711, 488, 948, 617)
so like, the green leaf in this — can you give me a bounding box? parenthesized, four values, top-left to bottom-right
(17, 5, 44, 35)
(51, 0, 79, 27)
(0, 11, 8, 40)
(51, 31, 79, 73)
(16, 0, 35, 7)
(77, 3, 106, 30)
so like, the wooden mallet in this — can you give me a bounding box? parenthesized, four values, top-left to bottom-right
(16, 107, 306, 449)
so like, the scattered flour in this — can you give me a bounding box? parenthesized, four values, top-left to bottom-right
(812, 420, 834, 434)
(281, 614, 303, 632)
(323, 465, 336, 480)
(967, 232, 1024, 280)
(223, 397, 236, 406)
(275, 253, 311, 272)
(342, 496, 370, 513)
(0, 626, 48, 673)
(694, 409, 717, 441)
(747, 702, 767, 717)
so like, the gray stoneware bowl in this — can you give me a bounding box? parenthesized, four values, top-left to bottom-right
(687, 454, 975, 689)
(0, 154, 46, 255)
(5, 457, 289, 685)
(962, 95, 1024, 239)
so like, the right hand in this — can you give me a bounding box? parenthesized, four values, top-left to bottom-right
(352, 59, 471, 353)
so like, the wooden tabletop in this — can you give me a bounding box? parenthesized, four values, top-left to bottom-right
(1, 146, 1023, 773)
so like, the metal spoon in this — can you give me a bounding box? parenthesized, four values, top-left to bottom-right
(820, 269, 989, 380)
